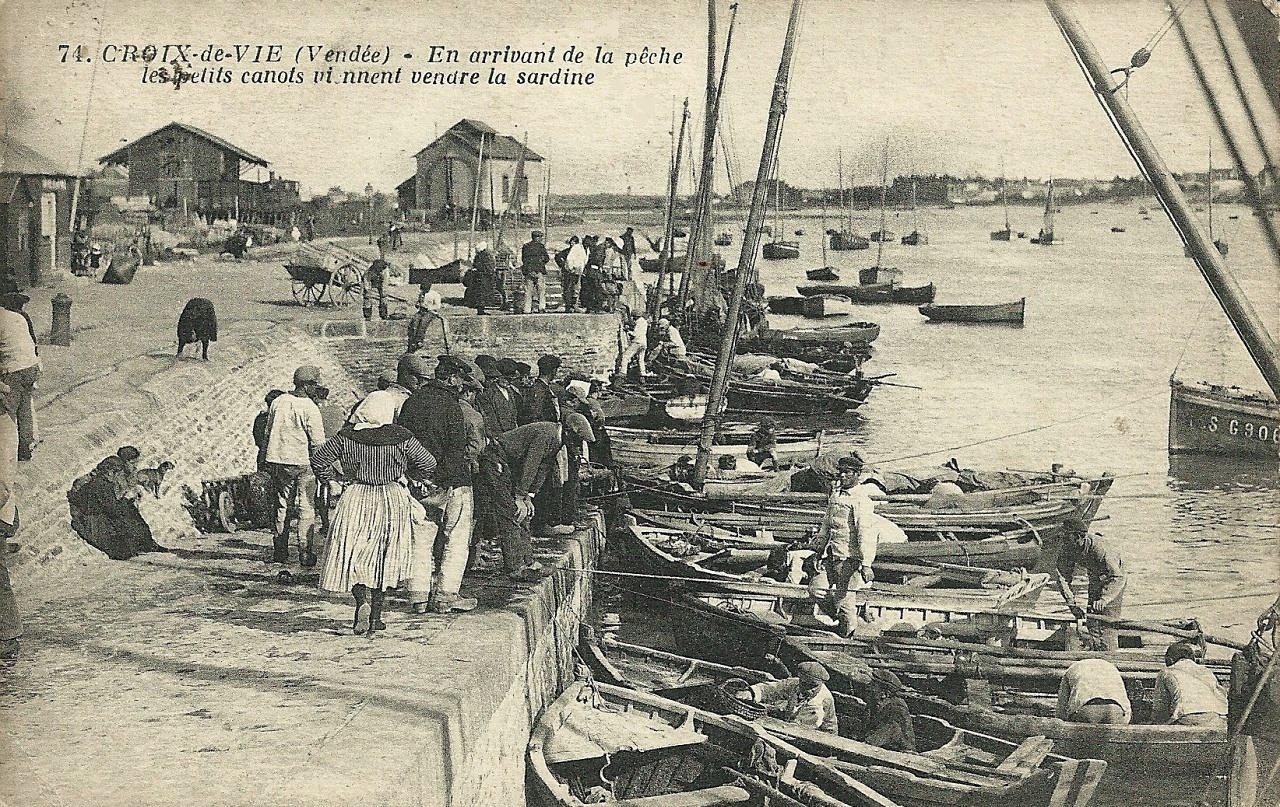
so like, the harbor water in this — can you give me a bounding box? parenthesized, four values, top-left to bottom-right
(587, 200, 1278, 807)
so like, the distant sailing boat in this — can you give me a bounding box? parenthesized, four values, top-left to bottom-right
(1030, 178, 1059, 245)
(761, 150, 800, 259)
(1184, 140, 1229, 258)
(829, 149, 869, 251)
(990, 164, 1013, 241)
(860, 139, 902, 285)
(900, 179, 928, 245)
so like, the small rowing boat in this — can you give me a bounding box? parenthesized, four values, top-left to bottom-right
(608, 426, 825, 469)
(582, 634, 1109, 807)
(803, 295, 856, 318)
(798, 283, 937, 305)
(530, 679, 899, 806)
(919, 299, 1026, 325)
(762, 240, 801, 260)
(807, 266, 841, 281)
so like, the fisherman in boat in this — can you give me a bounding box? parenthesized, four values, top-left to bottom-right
(1057, 658, 1131, 725)
(746, 419, 779, 470)
(806, 453, 908, 637)
(1054, 515, 1127, 650)
(863, 669, 917, 752)
(655, 317, 687, 361)
(733, 661, 839, 735)
(616, 310, 650, 380)
(1153, 641, 1228, 727)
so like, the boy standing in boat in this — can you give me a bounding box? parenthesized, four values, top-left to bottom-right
(806, 453, 906, 637)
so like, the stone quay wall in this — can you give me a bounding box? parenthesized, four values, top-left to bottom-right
(316, 313, 626, 389)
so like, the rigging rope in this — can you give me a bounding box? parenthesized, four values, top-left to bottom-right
(1109, 0, 1196, 93)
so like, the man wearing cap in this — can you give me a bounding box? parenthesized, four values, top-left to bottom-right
(520, 230, 551, 314)
(738, 660, 838, 734)
(407, 283, 445, 354)
(619, 227, 637, 278)
(1054, 516, 1126, 650)
(362, 244, 391, 321)
(396, 356, 476, 613)
(807, 452, 908, 636)
(520, 355, 564, 426)
(476, 421, 564, 582)
(263, 367, 327, 565)
(477, 358, 522, 439)
(865, 669, 917, 751)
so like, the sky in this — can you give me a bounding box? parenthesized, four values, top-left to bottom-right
(2, 0, 1277, 197)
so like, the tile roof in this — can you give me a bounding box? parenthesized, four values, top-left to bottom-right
(99, 122, 270, 167)
(414, 119, 543, 162)
(1, 135, 80, 177)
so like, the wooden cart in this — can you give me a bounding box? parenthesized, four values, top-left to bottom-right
(283, 242, 368, 307)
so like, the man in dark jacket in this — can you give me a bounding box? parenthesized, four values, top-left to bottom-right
(520, 231, 550, 314)
(476, 421, 561, 582)
(477, 357, 522, 439)
(620, 227, 637, 277)
(519, 354, 563, 425)
(395, 355, 476, 613)
(363, 248, 390, 321)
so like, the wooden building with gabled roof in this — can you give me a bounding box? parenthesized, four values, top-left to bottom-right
(100, 122, 299, 224)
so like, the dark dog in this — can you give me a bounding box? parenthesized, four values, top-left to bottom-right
(135, 461, 175, 498)
(177, 298, 218, 360)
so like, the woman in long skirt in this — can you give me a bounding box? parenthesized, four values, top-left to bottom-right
(312, 407, 436, 635)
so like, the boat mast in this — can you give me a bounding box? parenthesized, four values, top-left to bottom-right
(1045, 0, 1280, 397)
(693, 0, 804, 486)
(911, 178, 920, 236)
(682, 1, 739, 316)
(1043, 177, 1054, 239)
(875, 137, 889, 269)
(837, 149, 849, 233)
(468, 133, 486, 260)
(654, 98, 691, 319)
(1207, 138, 1214, 241)
(1001, 158, 1010, 230)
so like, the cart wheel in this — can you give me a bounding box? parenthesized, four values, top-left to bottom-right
(329, 264, 363, 307)
(292, 279, 323, 307)
(216, 490, 238, 533)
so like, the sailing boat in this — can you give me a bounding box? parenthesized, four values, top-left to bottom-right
(761, 151, 800, 259)
(990, 165, 1013, 241)
(900, 178, 928, 245)
(860, 139, 902, 285)
(829, 149, 869, 251)
(1184, 141, 1229, 257)
(1045, 1, 1279, 465)
(1030, 178, 1059, 244)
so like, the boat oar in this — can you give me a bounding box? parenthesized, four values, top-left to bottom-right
(1085, 615, 1247, 651)
(866, 378, 923, 390)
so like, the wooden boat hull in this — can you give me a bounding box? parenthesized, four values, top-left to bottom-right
(803, 295, 856, 318)
(1168, 378, 1279, 459)
(608, 431, 824, 469)
(584, 635, 1108, 807)
(900, 231, 928, 246)
(744, 322, 881, 350)
(830, 233, 870, 251)
(650, 354, 873, 415)
(798, 283, 937, 304)
(630, 509, 1045, 570)
(990, 230, 1012, 242)
(807, 267, 841, 281)
(870, 231, 896, 242)
(762, 241, 801, 260)
(939, 706, 1227, 773)
(530, 680, 896, 806)
(766, 296, 808, 316)
(639, 255, 688, 274)
(859, 267, 903, 286)
(919, 299, 1026, 324)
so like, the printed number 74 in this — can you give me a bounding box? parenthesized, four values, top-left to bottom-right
(58, 45, 89, 63)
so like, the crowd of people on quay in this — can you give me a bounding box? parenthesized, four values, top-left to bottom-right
(252, 351, 609, 631)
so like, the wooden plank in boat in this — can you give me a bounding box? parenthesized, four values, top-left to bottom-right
(610, 784, 753, 806)
(993, 735, 1053, 775)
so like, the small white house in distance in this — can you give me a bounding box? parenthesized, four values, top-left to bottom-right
(403, 119, 545, 219)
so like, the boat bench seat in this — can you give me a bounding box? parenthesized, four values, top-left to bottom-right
(994, 735, 1053, 775)
(609, 784, 752, 806)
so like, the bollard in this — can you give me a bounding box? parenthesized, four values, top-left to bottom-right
(50, 293, 73, 346)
